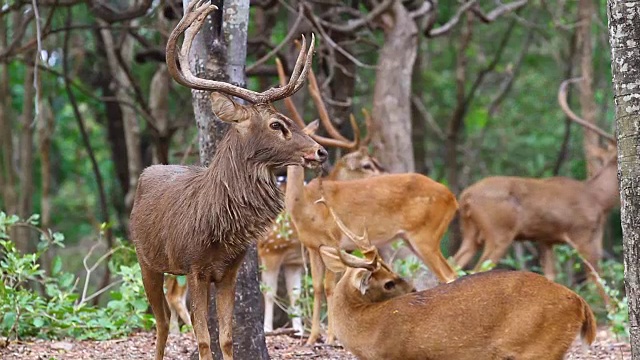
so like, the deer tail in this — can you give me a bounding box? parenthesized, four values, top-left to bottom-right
(580, 296, 597, 346)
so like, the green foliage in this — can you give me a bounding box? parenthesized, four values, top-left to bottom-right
(0, 213, 154, 341)
(553, 245, 629, 338)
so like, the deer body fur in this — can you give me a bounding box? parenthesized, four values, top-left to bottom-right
(132, 3, 323, 359)
(317, 204, 595, 360)
(330, 269, 596, 360)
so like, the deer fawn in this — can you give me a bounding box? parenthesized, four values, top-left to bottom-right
(278, 61, 458, 345)
(129, 2, 326, 360)
(318, 198, 596, 360)
(453, 78, 618, 285)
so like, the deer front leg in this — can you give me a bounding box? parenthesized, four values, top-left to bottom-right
(539, 243, 556, 281)
(140, 265, 170, 360)
(215, 256, 244, 360)
(283, 264, 304, 335)
(307, 248, 326, 345)
(324, 268, 338, 345)
(261, 253, 285, 333)
(188, 273, 213, 360)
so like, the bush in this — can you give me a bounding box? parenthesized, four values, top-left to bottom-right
(0, 212, 154, 341)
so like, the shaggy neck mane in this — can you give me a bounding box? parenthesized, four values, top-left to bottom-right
(195, 129, 283, 256)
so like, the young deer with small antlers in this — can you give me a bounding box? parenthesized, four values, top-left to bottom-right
(279, 62, 458, 345)
(318, 198, 596, 360)
(453, 78, 618, 283)
(129, 2, 326, 360)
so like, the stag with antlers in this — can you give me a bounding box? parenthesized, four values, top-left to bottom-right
(453, 78, 619, 284)
(129, 2, 326, 360)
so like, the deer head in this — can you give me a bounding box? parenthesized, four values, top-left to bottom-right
(316, 198, 416, 300)
(166, 0, 327, 169)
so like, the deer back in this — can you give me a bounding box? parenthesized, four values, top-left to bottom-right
(321, 245, 595, 360)
(291, 173, 457, 250)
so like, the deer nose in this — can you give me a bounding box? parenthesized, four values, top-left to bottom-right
(316, 147, 328, 163)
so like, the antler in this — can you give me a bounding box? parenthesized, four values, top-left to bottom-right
(558, 78, 616, 144)
(166, 0, 315, 104)
(315, 197, 378, 270)
(276, 57, 361, 150)
(361, 108, 373, 147)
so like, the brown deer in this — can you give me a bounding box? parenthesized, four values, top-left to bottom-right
(129, 2, 326, 360)
(452, 78, 618, 283)
(279, 62, 458, 345)
(259, 150, 385, 335)
(161, 60, 386, 337)
(318, 198, 597, 360)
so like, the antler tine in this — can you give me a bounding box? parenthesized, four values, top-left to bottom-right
(361, 108, 373, 147)
(307, 67, 351, 143)
(276, 57, 306, 128)
(558, 78, 616, 144)
(337, 249, 377, 271)
(277, 57, 361, 149)
(167, 1, 315, 104)
(314, 197, 374, 252)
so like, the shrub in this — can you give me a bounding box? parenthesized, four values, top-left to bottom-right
(0, 212, 154, 341)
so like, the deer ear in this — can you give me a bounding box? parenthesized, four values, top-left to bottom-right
(352, 269, 372, 295)
(210, 92, 252, 123)
(319, 246, 346, 273)
(303, 119, 320, 135)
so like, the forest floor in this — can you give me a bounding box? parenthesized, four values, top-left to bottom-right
(0, 327, 630, 359)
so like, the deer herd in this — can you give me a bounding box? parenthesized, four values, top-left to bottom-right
(129, 3, 617, 360)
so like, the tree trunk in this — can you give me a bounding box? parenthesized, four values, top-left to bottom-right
(16, 54, 35, 254)
(445, 14, 473, 255)
(99, 22, 143, 215)
(607, 1, 640, 357)
(0, 19, 17, 215)
(370, 0, 417, 173)
(182, 0, 269, 358)
(577, 0, 600, 175)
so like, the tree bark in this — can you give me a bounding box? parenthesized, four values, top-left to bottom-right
(0, 19, 17, 215)
(99, 21, 143, 215)
(607, 1, 640, 356)
(182, 0, 269, 358)
(577, 0, 600, 175)
(16, 54, 35, 254)
(370, 0, 417, 173)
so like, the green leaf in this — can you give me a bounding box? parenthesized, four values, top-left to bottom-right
(51, 256, 62, 275)
(2, 312, 16, 330)
(33, 317, 45, 327)
(59, 273, 75, 288)
(133, 298, 148, 312)
(176, 275, 187, 286)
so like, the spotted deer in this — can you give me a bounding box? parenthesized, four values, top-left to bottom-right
(129, 2, 326, 360)
(318, 198, 596, 360)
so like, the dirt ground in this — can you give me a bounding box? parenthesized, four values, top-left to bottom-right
(0, 327, 630, 359)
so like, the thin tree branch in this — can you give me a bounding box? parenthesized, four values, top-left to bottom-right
(88, 0, 154, 23)
(247, 4, 305, 73)
(316, 0, 394, 33)
(63, 8, 113, 303)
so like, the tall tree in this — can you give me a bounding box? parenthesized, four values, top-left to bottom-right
(370, 0, 418, 173)
(607, 0, 640, 357)
(181, 0, 269, 358)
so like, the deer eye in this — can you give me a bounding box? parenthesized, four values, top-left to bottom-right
(362, 163, 373, 170)
(384, 281, 395, 290)
(270, 121, 284, 131)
